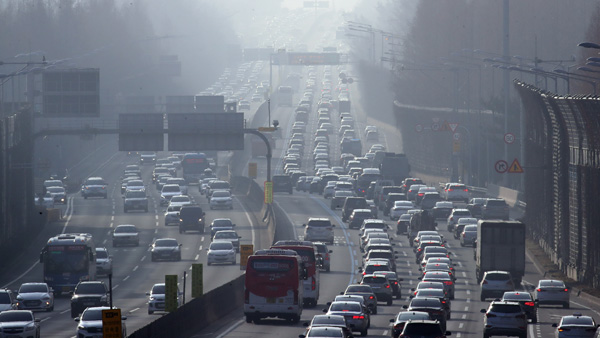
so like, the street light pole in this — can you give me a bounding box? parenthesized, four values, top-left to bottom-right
(502, 0, 510, 186)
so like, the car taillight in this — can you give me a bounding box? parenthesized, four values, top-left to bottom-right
(418, 193, 424, 196)
(462, 233, 466, 238)
(311, 277, 316, 290)
(524, 301, 535, 307)
(444, 281, 453, 285)
(394, 281, 398, 285)
(385, 284, 390, 288)
(537, 288, 543, 292)
(486, 313, 496, 317)
(369, 296, 374, 299)
(394, 323, 404, 330)
(563, 288, 569, 292)
(352, 315, 365, 319)
(441, 300, 446, 304)
(557, 328, 570, 332)
(447, 188, 454, 191)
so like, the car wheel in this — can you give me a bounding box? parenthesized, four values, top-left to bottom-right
(386, 298, 392, 306)
(151, 256, 156, 262)
(71, 308, 77, 318)
(360, 329, 367, 337)
(177, 254, 181, 261)
(480, 294, 486, 301)
(563, 302, 570, 309)
(531, 315, 537, 324)
(148, 310, 153, 314)
(47, 305, 54, 312)
(460, 242, 465, 247)
(371, 307, 377, 315)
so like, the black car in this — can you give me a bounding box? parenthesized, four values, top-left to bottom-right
(466, 198, 487, 218)
(501, 291, 538, 323)
(403, 298, 447, 332)
(272, 175, 293, 194)
(70, 281, 109, 318)
(383, 193, 407, 216)
(342, 197, 368, 222)
(179, 205, 205, 233)
(398, 319, 451, 338)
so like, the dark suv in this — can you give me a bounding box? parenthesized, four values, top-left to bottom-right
(70, 281, 109, 317)
(398, 319, 451, 338)
(179, 205, 205, 233)
(272, 175, 293, 194)
(342, 197, 368, 222)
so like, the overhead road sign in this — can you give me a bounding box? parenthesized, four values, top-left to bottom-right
(495, 160, 508, 173)
(42, 69, 99, 117)
(168, 113, 244, 151)
(288, 52, 341, 65)
(508, 159, 524, 173)
(166, 95, 195, 113)
(195, 95, 225, 113)
(118, 113, 164, 151)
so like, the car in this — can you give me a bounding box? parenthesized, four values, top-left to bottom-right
(178, 204, 206, 233)
(209, 190, 234, 210)
(420, 192, 442, 210)
(325, 301, 369, 336)
(146, 283, 182, 314)
(363, 249, 397, 272)
(342, 197, 368, 222)
(481, 198, 510, 220)
(70, 281, 109, 318)
(432, 201, 454, 219)
(95, 247, 112, 276)
(331, 190, 353, 210)
(403, 297, 448, 332)
(552, 313, 599, 338)
(124, 179, 145, 193)
(396, 214, 411, 235)
(0, 289, 18, 312)
(238, 100, 251, 110)
(160, 184, 182, 206)
(361, 260, 393, 277)
(46, 186, 66, 204)
(453, 217, 478, 239)
(15, 283, 53, 312)
(467, 197, 487, 218)
(535, 279, 570, 308)
(411, 288, 451, 319)
(150, 238, 182, 262)
(480, 300, 528, 338)
(164, 205, 182, 226)
(446, 208, 472, 232)
(272, 174, 293, 194)
(420, 271, 455, 299)
(168, 195, 192, 208)
(501, 291, 538, 323)
(406, 184, 426, 201)
(81, 177, 108, 199)
(303, 218, 335, 244)
(123, 189, 149, 213)
(0, 310, 40, 338)
(360, 274, 393, 305)
(389, 201, 415, 220)
(302, 314, 353, 338)
(374, 271, 402, 299)
(213, 230, 241, 252)
(366, 130, 379, 141)
(140, 151, 156, 164)
(313, 242, 333, 272)
(415, 243, 448, 264)
(389, 311, 431, 338)
(480, 271, 515, 301)
(460, 224, 478, 246)
(349, 209, 375, 229)
(343, 284, 378, 314)
(75, 306, 126, 338)
(421, 262, 455, 282)
(413, 230, 442, 248)
(300, 326, 350, 338)
(206, 241, 236, 265)
(210, 218, 235, 238)
(442, 183, 469, 202)
(112, 224, 140, 247)
(397, 319, 451, 338)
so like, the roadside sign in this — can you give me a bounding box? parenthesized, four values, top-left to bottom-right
(191, 264, 203, 298)
(264, 181, 273, 204)
(449, 123, 459, 132)
(415, 124, 423, 133)
(453, 132, 461, 141)
(504, 133, 515, 144)
(165, 275, 178, 313)
(240, 244, 254, 270)
(452, 140, 460, 153)
(439, 120, 451, 132)
(508, 159, 524, 173)
(431, 123, 440, 131)
(495, 160, 508, 173)
(102, 308, 122, 338)
(248, 163, 257, 179)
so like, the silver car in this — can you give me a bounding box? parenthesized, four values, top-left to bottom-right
(460, 224, 478, 246)
(213, 230, 241, 252)
(326, 301, 369, 336)
(95, 247, 113, 276)
(16, 283, 54, 312)
(343, 284, 378, 314)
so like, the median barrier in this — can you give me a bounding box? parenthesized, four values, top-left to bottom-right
(128, 276, 244, 338)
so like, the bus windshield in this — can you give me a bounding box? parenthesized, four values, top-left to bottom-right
(45, 247, 89, 273)
(271, 246, 316, 274)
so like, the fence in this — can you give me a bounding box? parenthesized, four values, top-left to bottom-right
(515, 81, 600, 286)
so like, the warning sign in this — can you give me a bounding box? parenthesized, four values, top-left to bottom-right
(439, 120, 451, 132)
(102, 309, 122, 338)
(240, 244, 254, 270)
(508, 159, 524, 173)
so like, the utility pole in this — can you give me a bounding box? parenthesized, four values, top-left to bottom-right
(502, 0, 510, 186)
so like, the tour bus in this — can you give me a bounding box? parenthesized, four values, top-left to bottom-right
(278, 86, 293, 106)
(39, 233, 96, 295)
(181, 152, 209, 184)
(271, 240, 320, 307)
(244, 249, 306, 324)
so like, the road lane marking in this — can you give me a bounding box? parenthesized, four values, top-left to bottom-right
(123, 276, 130, 281)
(129, 308, 139, 313)
(141, 256, 146, 261)
(133, 265, 139, 272)
(111, 216, 114, 221)
(195, 254, 200, 260)
(234, 196, 256, 248)
(40, 317, 51, 322)
(215, 318, 245, 338)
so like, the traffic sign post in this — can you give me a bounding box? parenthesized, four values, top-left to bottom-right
(102, 308, 122, 338)
(240, 244, 254, 270)
(415, 124, 423, 133)
(431, 123, 440, 131)
(264, 181, 273, 204)
(453, 132, 461, 141)
(495, 160, 508, 174)
(504, 133, 515, 144)
(452, 140, 460, 153)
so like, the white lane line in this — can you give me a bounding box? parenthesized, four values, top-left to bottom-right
(464, 306, 469, 311)
(466, 290, 471, 295)
(215, 318, 245, 338)
(113, 284, 119, 290)
(462, 314, 466, 319)
(457, 261, 463, 267)
(129, 308, 139, 313)
(133, 265, 139, 272)
(123, 276, 130, 281)
(60, 309, 70, 314)
(155, 215, 158, 220)
(199, 246, 203, 251)
(462, 272, 467, 277)
(154, 229, 158, 234)
(195, 254, 200, 261)
(109, 222, 113, 228)
(111, 216, 114, 221)
(40, 317, 51, 322)
(529, 324, 535, 338)
(141, 256, 146, 262)
(102, 239, 107, 245)
(382, 330, 388, 335)
(201, 237, 205, 242)
(459, 323, 464, 328)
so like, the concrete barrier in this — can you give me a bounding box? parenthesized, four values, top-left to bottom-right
(487, 183, 519, 207)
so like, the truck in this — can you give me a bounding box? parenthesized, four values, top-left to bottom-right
(377, 152, 411, 185)
(340, 138, 362, 157)
(475, 220, 525, 284)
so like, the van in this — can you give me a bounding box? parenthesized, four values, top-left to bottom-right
(179, 205, 205, 233)
(303, 218, 335, 244)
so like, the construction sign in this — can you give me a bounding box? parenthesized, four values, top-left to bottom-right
(508, 159, 524, 173)
(439, 120, 452, 132)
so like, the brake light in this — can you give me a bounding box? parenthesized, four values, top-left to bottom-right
(418, 193, 424, 196)
(311, 277, 316, 291)
(385, 284, 390, 288)
(464, 188, 469, 192)
(352, 315, 365, 319)
(524, 301, 535, 307)
(558, 328, 570, 332)
(444, 281, 453, 285)
(536, 288, 542, 292)
(447, 188, 454, 191)
(369, 296, 374, 299)
(563, 288, 569, 292)
(486, 313, 496, 317)
(483, 280, 488, 284)
(441, 300, 446, 304)
(394, 281, 398, 285)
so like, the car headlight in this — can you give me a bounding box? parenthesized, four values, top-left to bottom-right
(77, 325, 86, 330)
(24, 323, 35, 331)
(100, 295, 108, 302)
(149, 296, 156, 301)
(16, 295, 23, 301)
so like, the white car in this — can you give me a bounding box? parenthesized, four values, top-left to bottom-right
(160, 184, 182, 206)
(164, 205, 182, 226)
(209, 190, 233, 210)
(16, 283, 54, 312)
(166, 178, 188, 195)
(480, 301, 527, 338)
(75, 306, 126, 337)
(0, 310, 40, 338)
(95, 247, 113, 276)
(46, 186, 66, 204)
(206, 241, 236, 265)
(480, 271, 515, 301)
(213, 230, 241, 252)
(168, 195, 192, 209)
(389, 200, 415, 220)
(147, 283, 181, 314)
(535, 279, 570, 308)
(553, 313, 599, 338)
(443, 183, 469, 202)
(322, 181, 337, 199)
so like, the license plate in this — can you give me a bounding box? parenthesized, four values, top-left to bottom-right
(267, 298, 276, 304)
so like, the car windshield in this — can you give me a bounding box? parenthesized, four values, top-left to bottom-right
(151, 285, 166, 294)
(410, 298, 441, 307)
(362, 276, 386, 284)
(0, 293, 11, 304)
(486, 273, 511, 281)
(539, 280, 565, 287)
(502, 292, 532, 301)
(19, 284, 48, 293)
(562, 316, 595, 325)
(0, 311, 33, 322)
(416, 289, 445, 298)
(75, 283, 105, 294)
(86, 179, 106, 185)
(307, 327, 343, 337)
(346, 285, 372, 293)
(464, 225, 478, 232)
(114, 226, 137, 233)
(171, 196, 190, 203)
(214, 232, 237, 239)
(312, 316, 345, 326)
(212, 191, 231, 198)
(162, 185, 180, 193)
(127, 181, 143, 187)
(126, 191, 146, 198)
(397, 312, 430, 321)
(47, 187, 64, 193)
(155, 239, 178, 247)
(212, 219, 232, 227)
(96, 251, 108, 259)
(329, 302, 361, 312)
(490, 304, 522, 313)
(81, 309, 103, 321)
(308, 220, 331, 227)
(487, 199, 507, 206)
(210, 242, 233, 250)
(403, 323, 442, 335)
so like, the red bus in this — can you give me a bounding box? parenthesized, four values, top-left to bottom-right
(244, 249, 305, 324)
(271, 240, 320, 307)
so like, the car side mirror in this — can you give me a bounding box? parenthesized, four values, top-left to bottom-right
(480, 309, 486, 313)
(74, 317, 80, 322)
(303, 322, 309, 327)
(232, 224, 236, 227)
(146, 292, 150, 295)
(322, 309, 327, 313)
(389, 319, 394, 323)
(328, 250, 333, 253)
(122, 316, 127, 320)
(402, 305, 408, 309)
